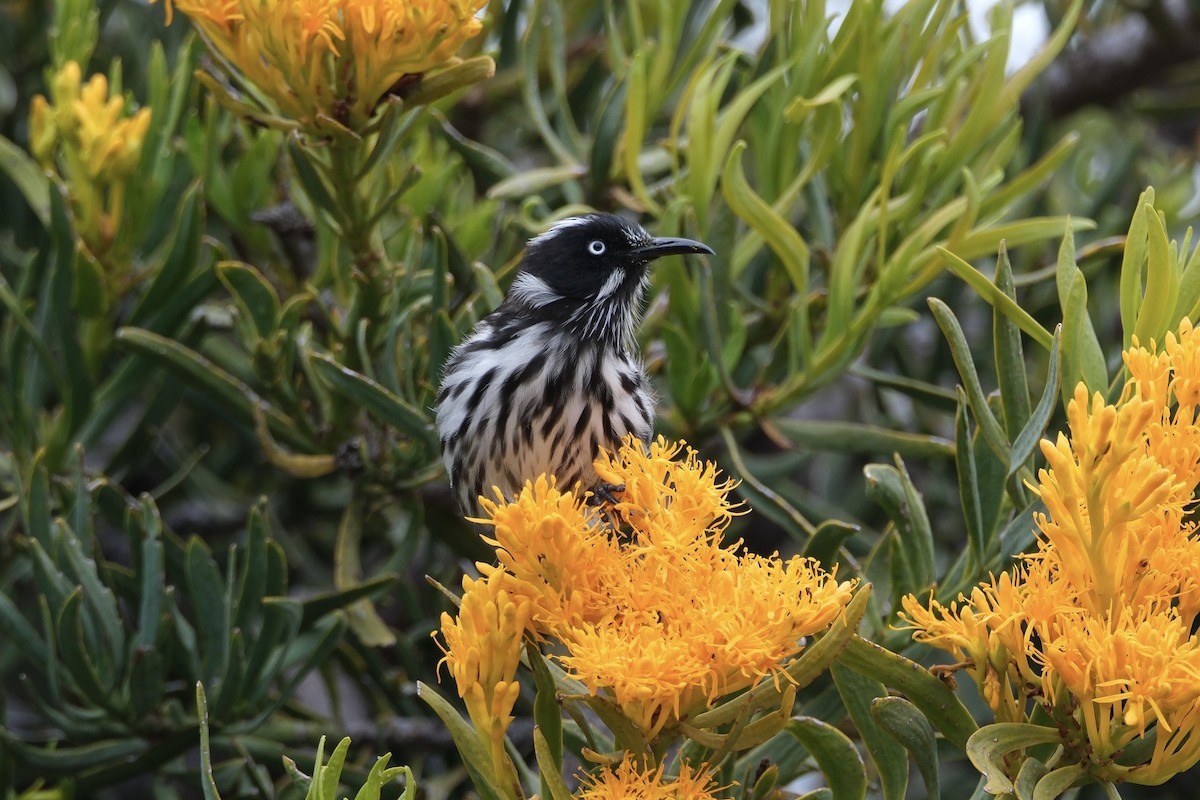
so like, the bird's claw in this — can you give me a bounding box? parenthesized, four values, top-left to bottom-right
(589, 482, 626, 506)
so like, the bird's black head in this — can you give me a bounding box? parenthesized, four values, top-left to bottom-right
(509, 213, 713, 319)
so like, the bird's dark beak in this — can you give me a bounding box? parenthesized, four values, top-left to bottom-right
(634, 236, 715, 261)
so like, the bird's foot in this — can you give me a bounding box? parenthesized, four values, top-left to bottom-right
(589, 482, 626, 507)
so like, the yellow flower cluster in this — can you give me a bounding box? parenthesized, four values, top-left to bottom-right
(30, 61, 151, 258)
(157, 0, 486, 131)
(901, 318, 1200, 784)
(437, 437, 856, 745)
(576, 759, 722, 800)
(435, 570, 529, 773)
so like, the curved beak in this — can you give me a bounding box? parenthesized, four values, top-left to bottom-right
(633, 236, 715, 261)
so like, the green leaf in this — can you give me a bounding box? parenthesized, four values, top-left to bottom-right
(218, 262, 281, 341)
(287, 136, 339, 220)
(0, 590, 48, 665)
(186, 537, 230, 686)
(128, 646, 166, 718)
(0, 136, 50, 225)
(838, 635, 977, 749)
(871, 696, 941, 800)
(863, 459, 935, 594)
(486, 164, 587, 200)
(955, 390, 985, 571)
(785, 717, 867, 800)
(803, 520, 860, 566)
(1131, 204, 1177, 348)
(417, 682, 504, 800)
(333, 499, 396, 647)
(992, 243, 1031, 437)
(1008, 328, 1061, 480)
(938, 247, 1053, 351)
(114, 327, 308, 449)
(928, 297, 1011, 462)
(299, 574, 397, 629)
(1119, 189, 1154, 344)
(197, 683, 222, 800)
(130, 183, 205, 329)
(56, 588, 111, 704)
(0, 731, 148, 773)
(966, 723, 1063, 796)
(534, 728, 572, 800)
(1056, 230, 1107, 405)
(530, 645, 563, 798)
(832, 664, 908, 800)
(1032, 765, 1087, 800)
(769, 418, 954, 459)
(309, 352, 436, 449)
(244, 598, 303, 703)
(318, 737, 352, 800)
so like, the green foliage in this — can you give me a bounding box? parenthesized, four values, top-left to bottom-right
(1, 0, 1199, 797)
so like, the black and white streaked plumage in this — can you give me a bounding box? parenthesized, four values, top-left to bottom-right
(436, 213, 714, 516)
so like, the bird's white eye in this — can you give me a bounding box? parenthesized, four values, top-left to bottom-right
(587, 240, 606, 256)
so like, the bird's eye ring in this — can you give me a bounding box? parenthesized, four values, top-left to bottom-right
(587, 240, 606, 256)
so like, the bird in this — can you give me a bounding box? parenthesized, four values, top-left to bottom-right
(435, 213, 714, 517)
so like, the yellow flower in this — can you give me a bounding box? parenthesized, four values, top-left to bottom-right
(471, 437, 856, 741)
(476, 476, 626, 635)
(434, 570, 530, 773)
(576, 759, 726, 800)
(157, 0, 488, 132)
(902, 317, 1200, 785)
(30, 61, 151, 260)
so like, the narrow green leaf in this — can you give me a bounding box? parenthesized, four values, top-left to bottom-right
(863, 459, 935, 593)
(803, 520, 860, 567)
(769, 418, 954, 459)
(333, 499, 396, 646)
(486, 165, 586, 200)
(938, 247, 1054, 350)
(319, 737, 352, 800)
(133, 499, 165, 652)
(955, 391, 985, 572)
(0, 731, 147, 773)
(872, 696, 941, 800)
(309, 352, 435, 448)
(838, 635, 977, 749)
(417, 682, 504, 800)
(1131, 205, 1178, 347)
(1056, 231, 1107, 405)
(235, 502, 270, 632)
(114, 327, 308, 449)
(992, 243, 1031, 436)
(128, 646, 165, 718)
(928, 297, 1011, 462)
(287, 137, 339, 218)
(197, 683, 222, 800)
(1119, 191, 1153, 346)
(534, 728, 573, 800)
(530, 645, 563, 797)
(785, 718, 867, 800)
(832, 664, 908, 800)
(130, 184, 204, 328)
(218, 262, 280, 340)
(0, 135, 50, 224)
(186, 537, 230, 686)
(0, 590, 48, 665)
(56, 588, 111, 703)
(245, 598, 302, 702)
(1008, 329, 1061, 480)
